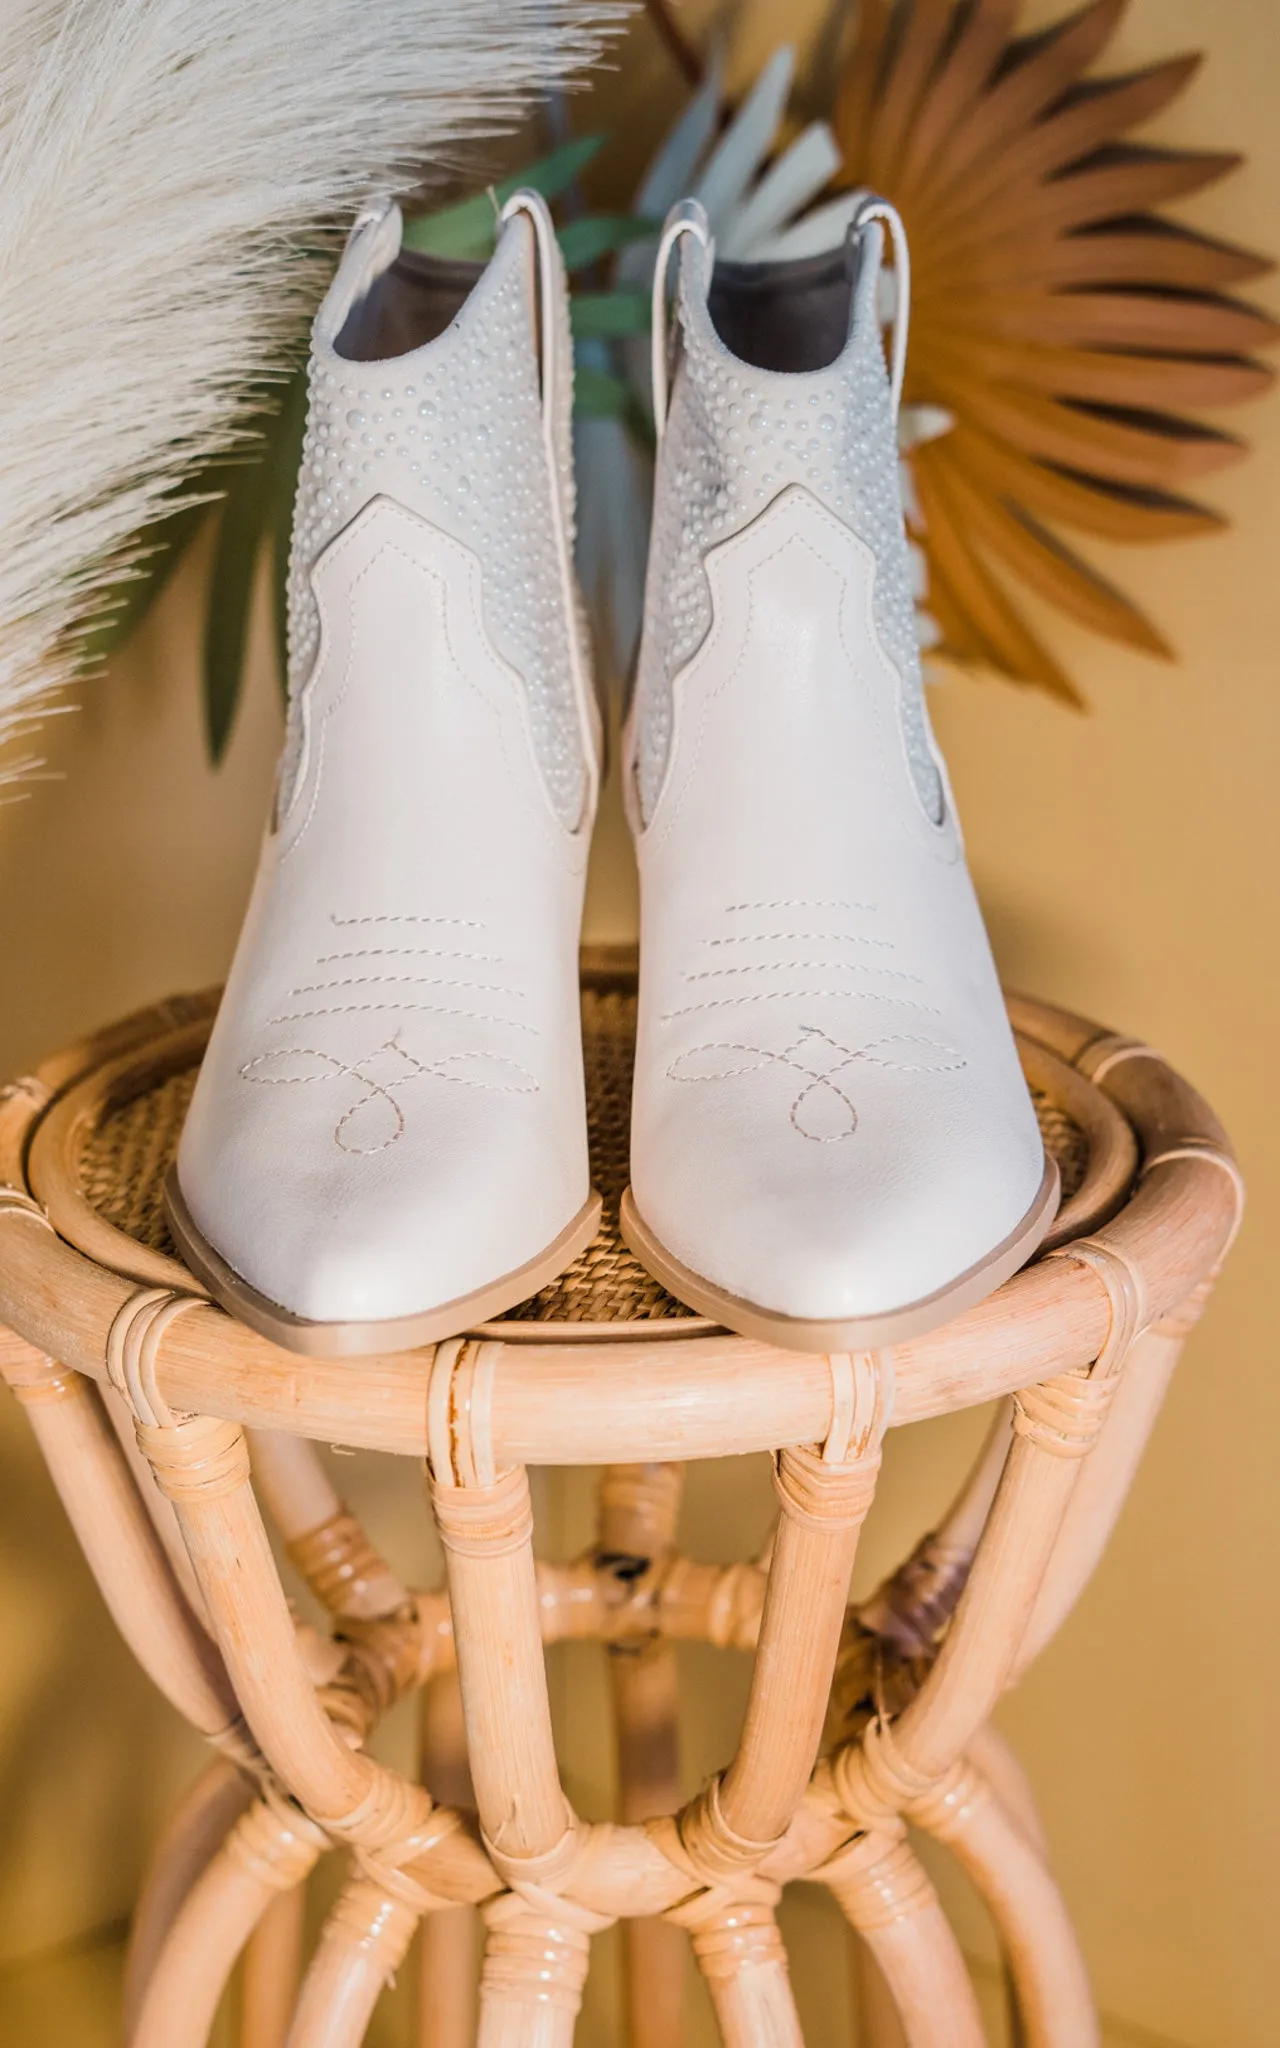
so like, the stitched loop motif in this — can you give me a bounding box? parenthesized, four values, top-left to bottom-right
(668, 1026, 965, 1143)
(241, 1032, 538, 1155)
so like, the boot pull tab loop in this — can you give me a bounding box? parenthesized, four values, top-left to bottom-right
(651, 199, 713, 441)
(500, 186, 561, 440)
(851, 196, 911, 420)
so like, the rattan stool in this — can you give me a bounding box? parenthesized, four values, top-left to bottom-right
(0, 954, 1242, 2048)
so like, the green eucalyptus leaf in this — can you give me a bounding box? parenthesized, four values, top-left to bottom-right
(400, 192, 496, 260)
(203, 461, 271, 764)
(403, 133, 608, 260)
(570, 289, 651, 340)
(556, 214, 657, 272)
(573, 362, 655, 453)
(511, 130, 607, 202)
(573, 363, 633, 418)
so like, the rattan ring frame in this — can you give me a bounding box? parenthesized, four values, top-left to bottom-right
(0, 954, 1242, 2047)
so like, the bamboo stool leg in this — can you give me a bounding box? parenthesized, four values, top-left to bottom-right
(910, 1762, 1097, 2048)
(855, 1403, 1013, 1669)
(1015, 1320, 1187, 1676)
(712, 1401, 885, 1858)
(124, 1758, 254, 2037)
(681, 1362, 888, 1891)
(250, 1428, 414, 1625)
(285, 1879, 418, 2048)
(102, 1378, 214, 1629)
(826, 1416, 1092, 2048)
(820, 1831, 985, 2048)
(0, 1336, 242, 1744)
(953, 1302, 1204, 2047)
(240, 1883, 309, 2048)
(476, 1892, 604, 2048)
(419, 1896, 481, 2044)
(247, 1429, 344, 1541)
(684, 1900, 804, 2048)
(427, 1341, 599, 2038)
(961, 1727, 1047, 1857)
(851, 1933, 910, 2048)
(128, 1398, 493, 1912)
(132, 1793, 326, 2048)
(135, 1408, 414, 1825)
(612, 1642, 686, 2044)
(658, 1374, 888, 2045)
(426, 1458, 569, 1866)
(599, 1464, 686, 2048)
(826, 1242, 1144, 2044)
(430, 1459, 597, 2039)
(419, 1672, 480, 2048)
(844, 1244, 1142, 1800)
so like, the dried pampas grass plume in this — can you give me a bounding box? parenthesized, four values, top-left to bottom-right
(0, 0, 622, 784)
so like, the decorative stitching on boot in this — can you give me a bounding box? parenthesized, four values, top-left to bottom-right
(667, 1026, 965, 1144)
(330, 913, 485, 930)
(683, 961, 923, 986)
(662, 988, 941, 1020)
(241, 1034, 539, 1156)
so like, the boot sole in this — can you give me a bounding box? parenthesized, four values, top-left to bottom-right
(164, 1169, 603, 1358)
(619, 1154, 1060, 1354)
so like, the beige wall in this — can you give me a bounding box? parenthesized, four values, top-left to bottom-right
(1, 2, 1277, 2042)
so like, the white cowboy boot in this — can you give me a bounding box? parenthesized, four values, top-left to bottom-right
(169, 193, 601, 1355)
(621, 199, 1056, 1351)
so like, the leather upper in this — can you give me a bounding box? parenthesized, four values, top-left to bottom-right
(627, 208, 1046, 1325)
(630, 215, 941, 829)
(178, 200, 596, 1326)
(287, 203, 591, 831)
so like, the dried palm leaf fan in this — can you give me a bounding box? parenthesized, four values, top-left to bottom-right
(832, 0, 1278, 700)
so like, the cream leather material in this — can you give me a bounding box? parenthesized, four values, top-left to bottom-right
(625, 204, 1049, 1339)
(632, 205, 940, 828)
(176, 198, 597, 1338)
(287, 199, 592, 830)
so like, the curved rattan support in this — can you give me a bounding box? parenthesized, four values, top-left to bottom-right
(0, 1198, 1228, 1457)
(910, 1760, 1096, 2048)
(1016, 1321, 1181, 1679)
(286, 1878, 419, 2048)
(419, 1672, 480, 2048)
(427, 1458, 575, 1885)
(963, 1722, 1048, 1859)
(131, 1405, 501, 1909)
(248, 1426, 415, 1626)
(476, 1887, 611, 2047)
(818, 1827, 985, 2048)
(599, 1464, 688, 2048)
(98, 1377, 214, 1629)
(834, 1226, 1144, 1835)
(707, 1385, 886, 1862)
(680, 1895, 804, 2048)
(854, 1398, 1012, 1673)
(0, 1329, 246, 1746)
(132, 1792, 326, 2048)
(122, 1757, 255, 2037)
(241, 1884, 308, 2048)
(850, 1936, 910, 2048)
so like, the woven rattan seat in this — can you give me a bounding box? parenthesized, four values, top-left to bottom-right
(0, 967, 1242, 2048)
